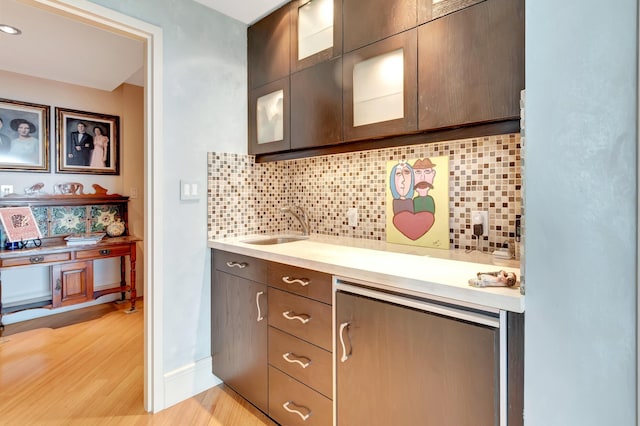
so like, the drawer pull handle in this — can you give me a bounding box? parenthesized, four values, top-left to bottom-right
(282, 401, 311, 421)
(29, 256, 44, 263)
(282, 352, 311, 369)
(99, 249, 111, 256)
(282, 276, 310, 286)
(226, 261, 248, 269)
(339, 322, 351, 363)
(256, 291, 265, 322)
(282, 311, 310, 324)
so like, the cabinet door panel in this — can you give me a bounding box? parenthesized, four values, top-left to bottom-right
(343, 0, 417, 52)
(418, 0, 485, 23)
(248, 3, 290, 89)
(249, 77, 291, 155)
(336, 291, 499, 426)
(269, 366, 332, 426)
(343, 29, 418, 142)
(291, 57, 343, 149)
(268, 262, 332, 304)
(212, 271, 268, 413)
(268, 327, 332, 398)
(268, 287, 332, 351)
(52, 261, 93, 307)
(291, 0, 342, 72)
(418, 0, 524, 130)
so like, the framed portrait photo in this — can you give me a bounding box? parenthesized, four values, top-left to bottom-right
(56, 107, 119, 175)
(0, 98, 50, 172)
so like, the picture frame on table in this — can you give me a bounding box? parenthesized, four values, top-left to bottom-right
(0, 98, 50, 172)
(56, 107, 119, 175)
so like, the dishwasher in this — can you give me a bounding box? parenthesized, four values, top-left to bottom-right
(333, 276, 522, 426)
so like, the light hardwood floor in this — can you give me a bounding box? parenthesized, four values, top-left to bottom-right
(0, 300, 277, 426)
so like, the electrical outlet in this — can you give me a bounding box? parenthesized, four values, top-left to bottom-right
(471, 210, 489, 237)
(347, 208, 358, 227)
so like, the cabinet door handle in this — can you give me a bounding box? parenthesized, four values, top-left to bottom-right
(282, 401, 311, 421)
(339, 322, 351, 362)
(282, 276, 310, 286)
(99, 249, 111, 256)
(29, 256, 44, 264)
(282, 311, 310, 324)
(282, 352, 311, 369)
(55, 279, 62, 291)
(226, 261, 248, 269)
(256, 291, 264, 322)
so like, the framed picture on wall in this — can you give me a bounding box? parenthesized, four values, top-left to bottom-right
(0, 98, 50, 172)
(56, 107, 120, 175)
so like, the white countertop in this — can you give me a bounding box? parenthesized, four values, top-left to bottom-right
(208, 234, 524, 313)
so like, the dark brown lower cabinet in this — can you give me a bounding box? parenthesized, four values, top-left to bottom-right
(212, 269, 268, 413)
(335, 291, 499, 426)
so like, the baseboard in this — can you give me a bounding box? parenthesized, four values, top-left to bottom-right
(163, 356, 222, 409)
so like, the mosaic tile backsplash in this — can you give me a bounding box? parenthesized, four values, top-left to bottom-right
(207, 133, 521, 252)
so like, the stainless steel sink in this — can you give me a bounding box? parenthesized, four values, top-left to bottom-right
(242, 235, 309, 245)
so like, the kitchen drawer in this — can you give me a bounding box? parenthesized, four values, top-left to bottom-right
(213, 250, 267, 282)
(268, 327, 332, 398)
(0, 252, 71, 267)
(75, 245, 131, 260)
(269, 366, 332, 426)
(268, 263, 332, 304)
(268, 287, 332, 351)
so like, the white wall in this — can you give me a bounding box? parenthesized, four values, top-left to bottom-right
(525, 1, 637, 424)
(87, 0, 248, 377)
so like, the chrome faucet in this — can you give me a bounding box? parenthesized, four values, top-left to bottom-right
(281, 205, 310, 236)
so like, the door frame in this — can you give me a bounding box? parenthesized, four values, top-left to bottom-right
(26, 0, 164, 412)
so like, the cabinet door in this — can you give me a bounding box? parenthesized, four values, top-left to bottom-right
(52, 261, 94, 308)
(212, 270, 268, 413)
(418, 0, 524, 130)
(418, 0, 485, 23)
(248, 3, 290, 89)
(249, 77, 290, 155)
(291, 0, 342, 72)
(343, 0, 417, 53)
(336, 291, 499, 426)
(291, 57, 342, 149)
(343, 29, 418, 142)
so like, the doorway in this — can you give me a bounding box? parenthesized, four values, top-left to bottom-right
(23, 0, 164, 412)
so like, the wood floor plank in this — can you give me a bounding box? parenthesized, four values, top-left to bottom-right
(0, 300, 277, 425)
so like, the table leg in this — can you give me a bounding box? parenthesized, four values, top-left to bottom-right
(0, 270, 4, 335)
(120, 255, 126, 302)
(128, 243, 137, 313)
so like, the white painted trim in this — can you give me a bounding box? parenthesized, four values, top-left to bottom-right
(499, 310, 507, 426)
(163, 357, 222, 409)
(26, 0, 164, 413)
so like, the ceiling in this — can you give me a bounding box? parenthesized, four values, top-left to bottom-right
(0, 0, 287, 92)
(194, 0, 288, 24)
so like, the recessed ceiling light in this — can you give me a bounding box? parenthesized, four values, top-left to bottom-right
(0, 24, 21, 35)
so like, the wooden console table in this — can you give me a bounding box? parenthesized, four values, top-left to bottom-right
(0, 189, 140, 335)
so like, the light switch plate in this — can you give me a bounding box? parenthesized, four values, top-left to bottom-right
(180, 180, 200, 201)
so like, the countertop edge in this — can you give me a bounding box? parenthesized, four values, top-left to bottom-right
(208, 237, 525, 313)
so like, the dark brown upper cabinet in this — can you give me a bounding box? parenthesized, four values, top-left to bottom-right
(291, 57, 343, 149)
(291, 0, 342, 72)
(248, 4, 291, 90)
(418, 0, 485, 24)
(249, 77, 291, 155)
(343, 29, 418, 142)
(343, 0, 417, 53)
(418, 0, 524, 130)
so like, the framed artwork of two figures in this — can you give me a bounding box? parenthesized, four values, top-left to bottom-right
(0, 98, 119, 175)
